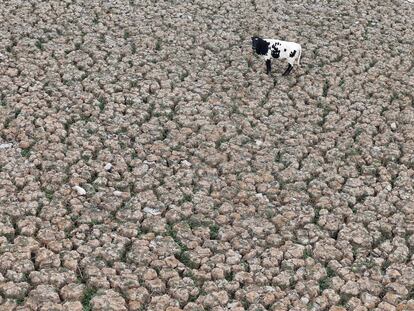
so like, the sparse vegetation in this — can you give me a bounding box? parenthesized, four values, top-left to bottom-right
(0, 1, 412, 309)
(82, 288, 97, 311)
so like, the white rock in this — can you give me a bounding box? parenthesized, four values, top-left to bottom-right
(72, 186, 86, 196)
(143, 207, 161, 216)
(0, 143, 13, 149)
(255, 193, 269, 202)
(255, 140, 263, 146)
(104, 163, 112, 171)
(181, 160, 191, 167)
(390, 122, 397, 130)
(113, 190, 123, 197)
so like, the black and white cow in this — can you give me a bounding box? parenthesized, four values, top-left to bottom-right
(251, 36, 301, 76)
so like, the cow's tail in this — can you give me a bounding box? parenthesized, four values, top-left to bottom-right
(297, 48, 302, 66)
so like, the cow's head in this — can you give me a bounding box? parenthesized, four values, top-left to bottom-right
(251, 36, 269, 56)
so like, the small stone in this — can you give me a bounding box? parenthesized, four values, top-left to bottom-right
(60, 283, 85, 301)
(0, 143, 13, 149)
(361, 292, 380, 309)
(211, 267, 225, 280)
(90, 289, 127, 311)
(143, 207, 161, 216)
(104, 163, 113, 171)
(63, 301, 83, 311)
(72, 185, 86, 196)
(377, 301, 397, 311)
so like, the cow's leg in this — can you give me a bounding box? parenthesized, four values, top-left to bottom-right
(266, 59, 271, 74)
(282, 64, 292, 76)
(286, 64, 294, 75)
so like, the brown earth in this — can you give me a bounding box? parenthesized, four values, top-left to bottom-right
(0, 0, 413, 310)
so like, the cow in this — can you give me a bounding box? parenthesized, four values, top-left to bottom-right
(251, 36, 302, 76)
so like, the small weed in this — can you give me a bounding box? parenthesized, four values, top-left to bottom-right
(326, 266, 336, 277)
(125, 97, 134, 106)
(303, 248, 312, 259)
(333, 54, 343, 62)
(160, 128, 169, 140)
(347, 147, 361, 157)
(63, 79, 72, 86)
(187, 217, 209, 229)
(120, 241, 132, 262)
(215, 137, 227, 149)
(35, 40, 44, 51)
(131, 42, 137, 54)
(408, 287, 414, 300)
(230, 104, 240, 114)
(225, 271, 234, 281)
(369, 59, 377, 68)
(180, 71, 188, 81)
(176, 249, 197, 269)
(319, 275, 330, 292)
(155, 40, 162, 51)
(353, 127, 363, 140)
(339, 294, 351, 306)
(201, 93, 210, 102)
(124, 31, 130, 40)
(21, 148, 31, 158)
(242, 297, 250, 309)
(322, 80, 329, 97)
(241, 260, 250, 272)
(188, 294, 198, 302)
(181, 193, 192, 203)
(14, 108, 21, 118)
(75, 42, 81, 50)
(166, 225, 197, 269)
(82, 287, 97, 311)
(16, 297, 25, 305)
(44, 189, 54, 201)
(290, 276, 297, 289)
(313, 207, 320, 224)
(130, 80, 139, 88)
(209, 224, 219, 240)
(0, 96, 6, 107)
(381, 259, 391, 272)
(97, 96, 106, 111)
(390, 92, 398, 103)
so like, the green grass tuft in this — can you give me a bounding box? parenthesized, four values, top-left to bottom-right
(209, 224, 219, 240)
(82, 288, 97, 311)
(21, 148, 31, 158)
(97, 96, 106, 111)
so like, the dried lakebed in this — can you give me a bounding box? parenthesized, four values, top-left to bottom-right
(0, 0, 413, 310)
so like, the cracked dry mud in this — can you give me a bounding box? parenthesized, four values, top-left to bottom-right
(0, 0, 413, 310)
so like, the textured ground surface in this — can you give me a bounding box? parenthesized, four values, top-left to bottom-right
(1, 0, 414, 310)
